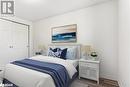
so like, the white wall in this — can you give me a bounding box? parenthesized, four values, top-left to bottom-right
(118, 0, 130, 87)
(34, 0, 118, 80)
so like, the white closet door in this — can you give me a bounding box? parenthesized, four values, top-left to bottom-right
(12, 23, 29, 60)
(0, 19, 29, 68)
(0, 20, 13, 67)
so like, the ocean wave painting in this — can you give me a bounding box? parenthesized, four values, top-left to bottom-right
(52, 24, 77, 43)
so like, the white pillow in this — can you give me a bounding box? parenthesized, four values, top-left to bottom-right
(66, 47, 77, 60)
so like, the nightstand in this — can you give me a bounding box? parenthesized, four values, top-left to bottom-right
(79, 59, 100, 84)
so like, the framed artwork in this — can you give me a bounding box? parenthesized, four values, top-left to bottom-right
(52, 24, 77, 43)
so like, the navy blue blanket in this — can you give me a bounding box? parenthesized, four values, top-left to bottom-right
(11, 59, 70, 87)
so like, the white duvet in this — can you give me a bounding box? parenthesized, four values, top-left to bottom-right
(4, 55, 77, 87)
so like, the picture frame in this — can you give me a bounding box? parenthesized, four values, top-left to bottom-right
(51, 24, 77, 43)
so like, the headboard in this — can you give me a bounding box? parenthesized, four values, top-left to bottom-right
(47, 44, 81, 59)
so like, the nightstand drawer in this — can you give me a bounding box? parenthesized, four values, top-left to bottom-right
(79, 62, 98, 69)
(79, 59, 100, 84)
(79, 66, 98, 80)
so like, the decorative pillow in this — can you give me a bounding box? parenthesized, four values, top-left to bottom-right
(66, 47, 77, 60)
(48, 48, 67, 59)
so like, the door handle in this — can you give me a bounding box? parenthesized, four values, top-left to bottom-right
(9, 46, 13, 48)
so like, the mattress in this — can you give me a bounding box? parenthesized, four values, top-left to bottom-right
(3, 55, 78, 87)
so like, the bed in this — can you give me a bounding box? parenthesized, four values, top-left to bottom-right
(2, 44, 81, 87)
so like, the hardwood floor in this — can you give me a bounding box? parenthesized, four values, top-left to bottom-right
(76, 78, 119, 87)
